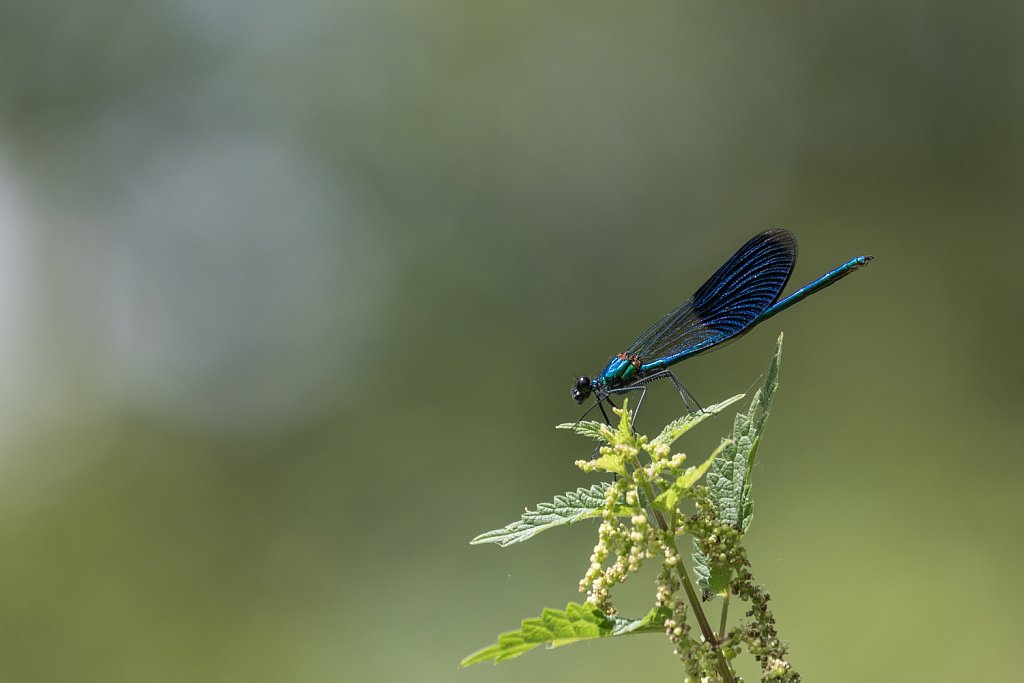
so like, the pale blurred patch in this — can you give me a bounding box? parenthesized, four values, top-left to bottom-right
(94, 132, 390, 433)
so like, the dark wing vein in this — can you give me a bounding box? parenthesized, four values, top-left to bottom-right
(625, 230, 797, 363)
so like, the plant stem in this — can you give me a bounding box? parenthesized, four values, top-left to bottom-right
(667, 536, 734, 683)
(634, 477, 735, 683)
(719, 589, 730, 642)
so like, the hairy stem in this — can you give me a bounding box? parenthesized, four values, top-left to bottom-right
(634, 474, 735, 683)
(719, 590, 730, 642)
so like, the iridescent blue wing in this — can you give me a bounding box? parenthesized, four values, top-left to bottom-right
(625, 229, 797, 369)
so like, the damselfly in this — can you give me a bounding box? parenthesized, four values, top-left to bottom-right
(571, 229, 872, 422)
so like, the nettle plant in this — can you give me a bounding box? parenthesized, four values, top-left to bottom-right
(461, 334, 799, 683)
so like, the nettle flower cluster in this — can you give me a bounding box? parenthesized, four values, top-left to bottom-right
(463, 336, 801, 683)
(570, 397, 799, 683)
(574, 413, 703, 612)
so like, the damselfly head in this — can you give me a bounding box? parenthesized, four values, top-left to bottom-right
(571, 376, 592, 404)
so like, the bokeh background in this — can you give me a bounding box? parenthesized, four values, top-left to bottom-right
(0, 1, 1021, 681)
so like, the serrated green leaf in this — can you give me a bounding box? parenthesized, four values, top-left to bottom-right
(614, 398, 635, 439)
(694, 334, 783, 597)
(555, 420, 613, 442)
(740, 435, 763, 531)
(470, 484, 623, 547)
(711, 333, 781, 529)
(651, 394, 745, 449)
(460, 603, 670, 667)
(586, 450, 629, 476)
(652, 438, 732, 513)
(694, 561, 733, 599)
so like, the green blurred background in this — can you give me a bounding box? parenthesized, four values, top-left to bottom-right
(0, 1, 1021, 681)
